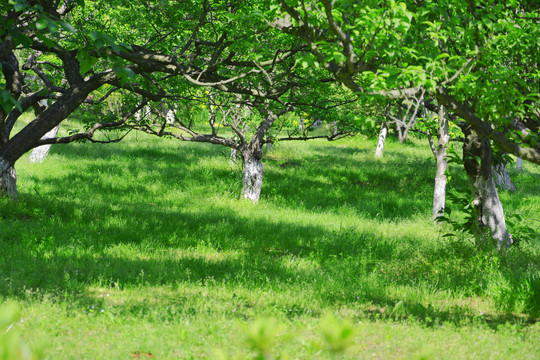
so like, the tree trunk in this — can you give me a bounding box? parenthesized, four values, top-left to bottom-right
(516, 157, 523, 172)
(426, 130, 436, 157)
(0, 165, 17, 201)
(28, 125, 60, 163)
(241, 151, 264, 203)
(265, 131, 273, 152)
(463, 129, 512, 249)
(230, 148, 239, 164)
(433, 106, 449, 221)
(375, 122, 388, 158)
(399, 126, 408, 143)
(492, 161, 516, 192)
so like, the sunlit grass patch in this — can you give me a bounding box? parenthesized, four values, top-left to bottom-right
(1, 132, 539, 358)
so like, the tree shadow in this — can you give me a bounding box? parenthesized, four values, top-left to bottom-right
(1, 138, 538, 328)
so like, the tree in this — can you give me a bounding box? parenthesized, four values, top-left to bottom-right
(433, 105, 450, 220)
(270, 0, 539, 248)
(272, 0, 540, 163)
(0, 1, 168, 199)
(1, 0, 276, 199)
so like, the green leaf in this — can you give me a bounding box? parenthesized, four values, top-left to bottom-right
(14, 3, 28, 11)
(59, 20, 77, 34)
(76, 49, 98, 74)
(113, 64, 134, 86)
(36, 17, 48, 31)
(436, 53, 450, 60)
(47, 19, 59, 33)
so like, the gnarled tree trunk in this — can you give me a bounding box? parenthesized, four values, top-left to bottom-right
(241, 150, 264, 203)
(463, 128, 512, 249)
(433, 106, 449, 221)
(374, 122, 388, 158)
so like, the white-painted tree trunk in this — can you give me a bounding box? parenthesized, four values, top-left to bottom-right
(426, 130, 436, 157)
(516, 157, 523, 172)
(470, 174, 512, 249)
(165, 108, 176, 124)
(492, 162, 516, 192)
(135, 105, 151, 121)
(241, 152, 264, 203)
(0, 165, 17, 201)
(230, 148, 239, 164)
(28, 125, 60, 163)
(332, 121, 338, 136)
(433, 106, 450, 221)
(374, 123, 388, 158)
(463, 131, 513, 249)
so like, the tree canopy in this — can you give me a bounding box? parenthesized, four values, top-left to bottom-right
(271, 0, 540, 163)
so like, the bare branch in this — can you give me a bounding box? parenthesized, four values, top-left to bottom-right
(35, 99, 149, 146)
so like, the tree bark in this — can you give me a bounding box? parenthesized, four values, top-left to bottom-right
(28, 125, 60, 163)
(0, 165, 17, 201)
(433, 106, 449, 221)
(397, 123, 408, 143)
(492, 161, 516, 192)
(241, 150, 264, 203)
(516, 157, 523, 172)
(426, 130, 436, 157)
(374, 122, 388, 158)
(463, 129, 513, 249)
(230, 148, 239, 164)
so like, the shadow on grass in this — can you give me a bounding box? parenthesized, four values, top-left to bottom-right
(1, 138, 539, 327)
(263, 144, 438, 218)
(2, 197, 539, 327)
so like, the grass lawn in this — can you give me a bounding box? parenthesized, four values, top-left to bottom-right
(1, 132, 539, 359)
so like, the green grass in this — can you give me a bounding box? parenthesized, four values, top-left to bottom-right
(1, 133, 539, 359)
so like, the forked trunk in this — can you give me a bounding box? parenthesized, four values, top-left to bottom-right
(433, 106, 449, 220)
(492, 162, 516, 192)
(374, 122, 388, 158)
(463, 129, 512, 249)
(29, 125, 60, 163)
(0, 165, 17, 201)
(241, 151, 263, 203)
(398, 125, 408, 143)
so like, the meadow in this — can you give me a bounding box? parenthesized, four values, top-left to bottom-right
(1, 131, 539, 359)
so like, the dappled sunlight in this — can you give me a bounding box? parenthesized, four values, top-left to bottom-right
(1, 132, 539, 359)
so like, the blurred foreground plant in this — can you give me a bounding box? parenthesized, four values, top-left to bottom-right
(0, 302, 42, 360)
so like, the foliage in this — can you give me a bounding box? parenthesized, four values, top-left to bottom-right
(270, 0, 540, 163)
